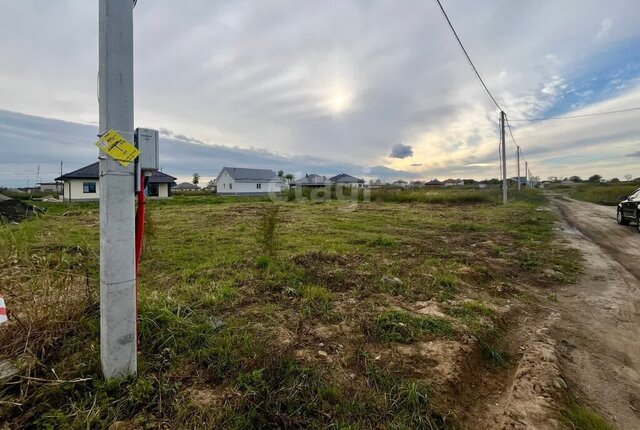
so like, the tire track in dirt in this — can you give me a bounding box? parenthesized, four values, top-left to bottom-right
(466, 196, 640, 429)
(550, 195, 640, 429)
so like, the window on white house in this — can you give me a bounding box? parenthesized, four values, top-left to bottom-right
(256, 183, 262, 189)
(229, 183, 232, 189)
(83, 181, 96, 193)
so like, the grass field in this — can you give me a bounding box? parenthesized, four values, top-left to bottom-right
(0, 189, 580, 428)
(557, 182, 640, 206)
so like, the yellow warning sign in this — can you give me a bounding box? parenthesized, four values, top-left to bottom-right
(95, 129, 140, 167)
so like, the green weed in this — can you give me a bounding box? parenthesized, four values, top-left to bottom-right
(561, 402, 613, 430)
(369, 310, 453, 343)
(258, 205, 280, 257)
(301, 285, 335, 320)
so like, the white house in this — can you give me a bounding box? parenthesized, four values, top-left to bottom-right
(56, 162, 176, 202)
(216, 167, 284, 195)
(443, 179, 465, 187)
(392, 179, 408, 188)
(330, 173, 365, 188)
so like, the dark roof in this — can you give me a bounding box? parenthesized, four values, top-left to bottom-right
(148, 170, 177, 184)
(219, 167, 282, 182)
(56, 162, 176, 183)
(330, 173, 365, 183)
(425, 179, 443, 185)
(292, 174, 333, 185)
(172, 182, 200, 190)
(56, 162, 99, 180)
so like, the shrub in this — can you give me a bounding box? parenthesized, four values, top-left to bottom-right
(258, 206, 280, 257)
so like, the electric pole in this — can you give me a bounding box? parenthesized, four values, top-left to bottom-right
(525, 161, 528, 188)
(516, 146, 521, 191)
(99, 0, 137, 378)
(500, 111, 507, 204)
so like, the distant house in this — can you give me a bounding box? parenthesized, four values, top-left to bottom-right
(392, 180, 408, 188)
(330, 173, 365, 188)
(37, 182, 63, 194)
(409, 180, 424, 188)
(55, 162, 176, 202)
(443, 179, 464, 187)
(511, 176, 527, 186)
(478, 182, 488, 189)
(172, 182, 200, 192)
(216, 167, 284, 195)
(424, 179, 443, 188)
(291, 174, 333, 188)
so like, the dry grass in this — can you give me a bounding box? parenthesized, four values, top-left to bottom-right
(0, 224, 97, 378)
(0, 191, 581, 428)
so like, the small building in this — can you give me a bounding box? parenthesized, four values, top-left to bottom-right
(409, 180, 424, 188)
(291, 174, 333, 188)
(424, 179, 443, 188)
(511, 176, 527, 186)
(17, 187, 41, 194)
(38, 182, 63, 194)
(330, 173, 365, 188)
(172, 182, 201, 192)
(55, 162, 176, 202)
(478, 182, 488, 189)
(216, 167, 284, 195)
(392, 179, 408, 188)
(443, 179, 464, 187)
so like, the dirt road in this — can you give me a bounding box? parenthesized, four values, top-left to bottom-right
(552, 196, 640, 428)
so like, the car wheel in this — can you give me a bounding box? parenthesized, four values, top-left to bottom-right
(618, 208, 630, 225)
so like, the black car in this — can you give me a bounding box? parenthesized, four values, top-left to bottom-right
(617, 189, 640, 232)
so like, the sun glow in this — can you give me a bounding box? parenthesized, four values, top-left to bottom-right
(322, 83, 354, 115)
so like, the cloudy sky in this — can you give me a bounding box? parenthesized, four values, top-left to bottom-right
(1, 0, 640, 186)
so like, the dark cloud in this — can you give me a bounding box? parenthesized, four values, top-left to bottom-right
(626, 151, 640, 157)
(389, 144, 413, 159)
(410, 163, 422, 166)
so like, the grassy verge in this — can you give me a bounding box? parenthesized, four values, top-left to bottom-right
(562, 183, 639, 206)
(559, 394, 614, 430)
(0, 188, 579, 428)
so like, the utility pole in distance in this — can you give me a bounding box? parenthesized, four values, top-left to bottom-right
(525, 161, 528, 188)
(500, 111, 507, 204)
(99, 0, 137, 378)
(516, 146, 521, 192)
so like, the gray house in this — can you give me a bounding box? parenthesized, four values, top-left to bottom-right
(291, 174, 333, 188)
(172, 182, 201, 192)
(330, 173, 365, 188)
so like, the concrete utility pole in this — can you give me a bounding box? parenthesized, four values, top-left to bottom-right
(500, 111, 507, 204)
(516, 146, 521, 191)
(99, 0, 136, 378)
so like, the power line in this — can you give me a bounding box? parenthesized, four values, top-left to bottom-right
(433, 0, 503, 112)
(508, 106, 640, 122)
(505, 117, 519, 150)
